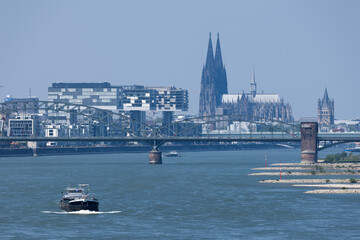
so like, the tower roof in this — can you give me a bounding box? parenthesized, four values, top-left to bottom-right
(205, 32, 214, 68)
(322, 88, 330, 105)
(214, 33, 223, 69)
(251, 67, 256, 83)
(250, 67, 257, 97)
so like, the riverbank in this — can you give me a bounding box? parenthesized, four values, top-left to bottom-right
(271, 162, 360, 167)
(250, 171, 360, 176)
(305, 189, 360, 194)
(0, 142, 298, 157)
(294, 184, 360, 188)
(254, 166, 360, 170)
(252, 162, 360, 194)
(260, 179, 359, 184)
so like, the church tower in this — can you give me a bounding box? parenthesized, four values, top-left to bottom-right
(199, 33, 228, 117)
(318, 88, 335, 127)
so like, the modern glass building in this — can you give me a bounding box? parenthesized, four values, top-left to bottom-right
(121, 85, 156, 111)
(48, 82, 188, 112)
(48, 82, 120, 111)
(148, 86, 189, 111)
(47, 82, 189, 136)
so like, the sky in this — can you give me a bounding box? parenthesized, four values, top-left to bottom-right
(0, 0, 359, 119)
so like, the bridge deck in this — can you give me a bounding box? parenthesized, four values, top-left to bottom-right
(0, 132, 359, 143)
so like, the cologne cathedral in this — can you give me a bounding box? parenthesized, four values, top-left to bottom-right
(199, 33, 293, 123)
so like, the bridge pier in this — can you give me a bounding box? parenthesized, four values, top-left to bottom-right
(28, 141, 38, 157)
(149, 148, 162, 164)
(301, 122, 318, 163)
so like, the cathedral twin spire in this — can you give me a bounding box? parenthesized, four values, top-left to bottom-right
(205, 33, 224, 70)
(214, 33, 224, 69)
(205, 33, 215, 68)
(199, 33, 228, 117)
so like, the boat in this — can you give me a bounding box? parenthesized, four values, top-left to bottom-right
(164, 151, 180, 157)
(60, 184, 99, 212)
(345, 143, 360, 152)
(345, 147, 360, 152)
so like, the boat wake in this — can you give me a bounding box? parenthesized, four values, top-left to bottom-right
(42, 210, 121, 215)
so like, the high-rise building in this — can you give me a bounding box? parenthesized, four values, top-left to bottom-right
(318, 88, 334, 127)
(48, 82, 188, 112)
(48, 82, 121, 111)
(199, 33, 228, 117)
(148, 86, 189, 112)
(48, 82, 189, 134)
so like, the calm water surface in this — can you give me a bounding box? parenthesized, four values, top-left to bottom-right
(0, 149, 359, 239)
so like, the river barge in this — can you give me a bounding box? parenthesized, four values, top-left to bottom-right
(60, 184, 99, 212)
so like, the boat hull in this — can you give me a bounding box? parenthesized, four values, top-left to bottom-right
(164, 153, 180, 157)
(60, 200, 99, 212)
(346, 148, 360, 152)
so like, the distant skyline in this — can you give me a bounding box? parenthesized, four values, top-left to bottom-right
(0, 0, 359, 119)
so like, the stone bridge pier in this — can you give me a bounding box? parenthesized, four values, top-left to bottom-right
(300, 122, 318, 163)
(149, 148, 162, 164)
(148, 140, 162, 164)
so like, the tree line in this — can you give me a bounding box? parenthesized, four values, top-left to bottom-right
(324, 152, 360, 162)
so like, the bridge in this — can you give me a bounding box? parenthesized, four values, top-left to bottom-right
(0, 100, 359, 163)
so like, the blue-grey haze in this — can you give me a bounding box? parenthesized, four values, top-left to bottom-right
(0, 0, 359, 119)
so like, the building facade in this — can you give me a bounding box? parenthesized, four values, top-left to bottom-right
(148, 86, 189, 112)
(318, 88, 334, 127)
(121, 85, 156, 111)
(8, 117, 40, 137)
(3, 97, 41, 137)
(48, 82, 188, 112)
(48, 82, 121, 111)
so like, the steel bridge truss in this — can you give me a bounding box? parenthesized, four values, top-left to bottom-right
(0, 101, 154, 138)
(1, 100, 360, 152)
(0, 100, 300, 139)
(157, 114, 300, 139)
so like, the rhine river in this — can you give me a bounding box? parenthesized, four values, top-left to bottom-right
(0, 149, 359, 239)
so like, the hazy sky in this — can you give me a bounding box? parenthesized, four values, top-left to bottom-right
(0, 0, 359, 119)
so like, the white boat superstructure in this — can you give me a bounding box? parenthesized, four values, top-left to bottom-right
(60, 184, 99, 212)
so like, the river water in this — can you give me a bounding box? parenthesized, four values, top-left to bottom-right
(0, 149, 359, 239)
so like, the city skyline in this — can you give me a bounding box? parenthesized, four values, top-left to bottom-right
(0, 0, 359, 119)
